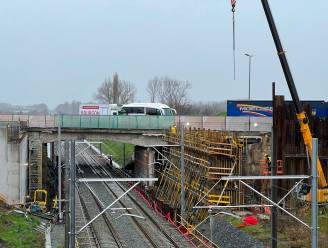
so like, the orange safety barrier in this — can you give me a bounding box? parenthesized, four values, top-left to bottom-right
(132, 186, 192, 243)
(259, 159, 284, 175)
(131, 185, 213, 248)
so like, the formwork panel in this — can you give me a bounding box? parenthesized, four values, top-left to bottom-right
(155, 129, 243, 225)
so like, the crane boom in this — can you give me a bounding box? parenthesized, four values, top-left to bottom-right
(260, 0, 328, 202)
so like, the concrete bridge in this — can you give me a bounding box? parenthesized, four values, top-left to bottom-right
(25, 115, 173, 146)
(0, 114, 272, 132)
(0, 114, 271, 205)
(2, 114, 173, 146)
(0, 115, 173, 204)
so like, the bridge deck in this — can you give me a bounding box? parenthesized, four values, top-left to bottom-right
(0, 114, 272, 132)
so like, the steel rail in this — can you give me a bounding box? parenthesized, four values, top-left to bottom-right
(99, 165, 182, 248)
(76, 141, 184, 248)
(86, 163, 160, 248)
(76, 185, 102, 248)
(84, 182, 126, 248)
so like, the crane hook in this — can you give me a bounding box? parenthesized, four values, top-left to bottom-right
(231, 0, 236, 80)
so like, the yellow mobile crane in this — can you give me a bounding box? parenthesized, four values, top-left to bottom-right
(258, 0, 328, 202)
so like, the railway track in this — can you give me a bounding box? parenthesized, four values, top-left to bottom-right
(75, 142, 195, 248)
(75, 187, 100, 248)
(91, 165, 186, 248)
(77, 181, 126, 248)
(98, 165, 189, 248)
(83, 164, 174, 248)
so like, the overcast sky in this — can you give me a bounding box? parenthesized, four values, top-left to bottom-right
(0, 0, 327, 108)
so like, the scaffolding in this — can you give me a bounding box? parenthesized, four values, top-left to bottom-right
(155, 128, 243, 225)
(28, 140, 43, 195)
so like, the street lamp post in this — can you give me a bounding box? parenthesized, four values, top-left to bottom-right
(245, 53, 254, 132)
(244, 53, 254, 100)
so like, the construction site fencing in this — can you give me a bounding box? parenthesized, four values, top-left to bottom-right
(0, 114, 272, 131)
(175, 116, 272, 132)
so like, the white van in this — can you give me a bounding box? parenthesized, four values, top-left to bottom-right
(120, 103, 176, 116)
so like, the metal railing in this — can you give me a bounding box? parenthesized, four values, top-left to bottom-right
(58, 115, 175, 129)
(0, 114, 272, 131)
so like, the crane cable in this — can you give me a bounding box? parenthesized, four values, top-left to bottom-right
(231, 0, 236, 80)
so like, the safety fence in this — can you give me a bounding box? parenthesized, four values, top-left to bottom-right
(0, 114, 272, 131)
(58, 115, 174, 129)
(175, 116, 272, 132)
(0, 115, 175, 130)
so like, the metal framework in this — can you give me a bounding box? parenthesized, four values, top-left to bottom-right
(76, 177, 158, 234)
(78, 178, 158, 182)
(28, 140, 43, 195)
(155, 129, 243, 225)
(193, 175, 312, 229)
(221, 175, 310, 180)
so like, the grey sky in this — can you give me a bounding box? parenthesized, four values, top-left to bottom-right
(0, 0, 327, 108)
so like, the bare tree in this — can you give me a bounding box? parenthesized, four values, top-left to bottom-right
(147, 76, 191, 113)
(95, 74, 136, 104)
(94, 78, 114, 103)
(119, 81, 136, 104)
(147, 77, 161, 102)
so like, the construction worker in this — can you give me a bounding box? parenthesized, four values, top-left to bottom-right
(265, 154, 272, 173)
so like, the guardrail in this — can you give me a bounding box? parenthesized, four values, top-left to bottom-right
(59, 115, 174, 129)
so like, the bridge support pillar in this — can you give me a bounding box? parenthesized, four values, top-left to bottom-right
(134, 146, 155, 187)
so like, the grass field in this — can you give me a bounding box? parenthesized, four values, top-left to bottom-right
(225, 206, 328, 247)
(102, 140, 135, 167)
(0, 208, 44, 248)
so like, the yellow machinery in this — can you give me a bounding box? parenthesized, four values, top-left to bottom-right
(259, 0, 328, 202)
(297, 113, 328, 202)
(32, 189, 48, 212)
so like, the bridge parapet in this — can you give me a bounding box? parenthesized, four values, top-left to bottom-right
(0, 114, 175, 130)
(0, 114, 272, 131)
(59, 115, 174, 130)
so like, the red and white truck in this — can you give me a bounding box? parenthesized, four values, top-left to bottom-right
(79, 104, 121, 115)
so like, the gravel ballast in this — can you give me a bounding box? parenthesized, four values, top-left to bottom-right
(198, 216, 265, 248)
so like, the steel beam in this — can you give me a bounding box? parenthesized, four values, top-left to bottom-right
(311, 138, 318, 248)
(277, 179, 304, 205)
(221, 175, 309, 180)
(78, 178, 158, 182)
(64, 141, 70, 248)
(240, 180, 310, 228)
(180, 126, 186, 222)
(271, 82, 277, 248)
(69, 141, 76, 248)
(193, 204, 273, 209)
(58, 121, 62, 221)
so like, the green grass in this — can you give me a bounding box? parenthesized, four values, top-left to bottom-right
(225, 208, 328, 248)
(226, 216, 270, 243)
(0, 208, 44, 248)
(102, 140, 135, 167)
